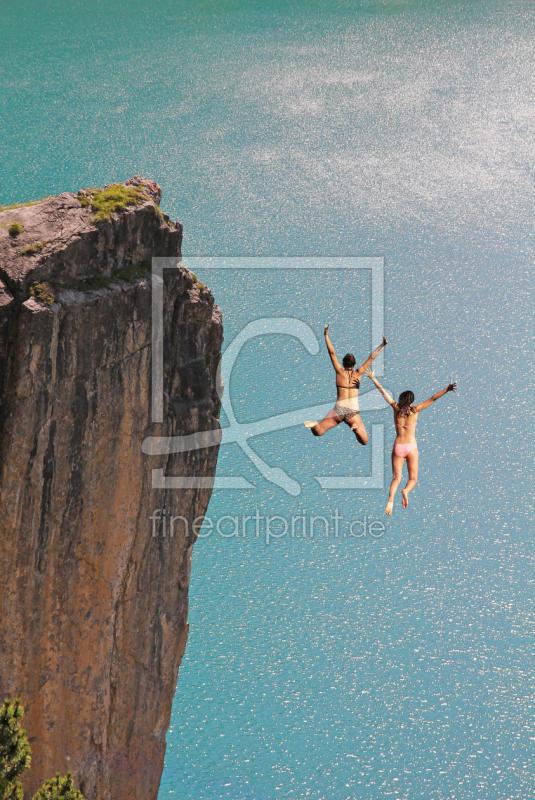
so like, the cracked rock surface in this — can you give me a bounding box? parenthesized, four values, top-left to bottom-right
(0, 178, 223, 800)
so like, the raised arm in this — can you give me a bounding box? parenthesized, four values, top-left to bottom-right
(364, 368, 395, 406)
(324, 324, 343, 372)
(413, 381, 457, 413)
(357, 336, 387, 375)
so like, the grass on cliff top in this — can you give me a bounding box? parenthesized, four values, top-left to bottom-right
(190, 271, 207, 290)
(16, 240, 53, 257)
(78, 184, 148, 223)
(0, 196, 51, 213)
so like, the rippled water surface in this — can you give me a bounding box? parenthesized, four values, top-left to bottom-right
(1, 1, 533, 798)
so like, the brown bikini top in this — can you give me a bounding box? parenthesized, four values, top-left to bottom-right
(336, 369, 360, 390)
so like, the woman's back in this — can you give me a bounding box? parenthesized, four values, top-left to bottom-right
(336, 369, 360, 402)
(393, 406, 419, 443)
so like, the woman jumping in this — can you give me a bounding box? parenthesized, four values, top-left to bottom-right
(304, 325, 387, 445)
(365, 368, 456, 515)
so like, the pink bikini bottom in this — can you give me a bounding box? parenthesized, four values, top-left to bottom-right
(394, 442, 418, 458)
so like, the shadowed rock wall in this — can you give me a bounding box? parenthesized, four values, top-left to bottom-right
(0, 178, 222, 800)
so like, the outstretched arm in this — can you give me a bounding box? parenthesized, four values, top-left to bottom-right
(364, 368, 395, 406)
(413, 381, 457, 412)
(324, 324, 343, 372)
(357, 336, 387, 374)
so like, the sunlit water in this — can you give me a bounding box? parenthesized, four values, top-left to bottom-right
(1, 1, 534, 798)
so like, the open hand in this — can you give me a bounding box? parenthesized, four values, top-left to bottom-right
(382, 336, 387, 347)
(447, 380, 457, 392)
(365, 368, 375, 379)
(324, 323, 330, 336)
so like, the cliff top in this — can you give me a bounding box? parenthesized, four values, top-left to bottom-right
(0, 176, 182, 295)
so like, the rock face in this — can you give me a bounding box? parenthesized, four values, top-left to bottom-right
(0, 179, 222, 799)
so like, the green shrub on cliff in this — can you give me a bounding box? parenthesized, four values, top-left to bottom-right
(29, 282, 55, 306)
(78, 184, 147, 223)
(0, 699, 32, 800)
(32, 773, 86, 800)
(71, 275, 113, 291)
(113, 260, 151, 283)
(8, 222, 23, 237)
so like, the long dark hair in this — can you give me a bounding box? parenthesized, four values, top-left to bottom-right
(397, 390, 415, 417)
(342, 353, 356, 369)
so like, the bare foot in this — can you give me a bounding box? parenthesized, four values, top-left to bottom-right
(401, 489, 409, 509)
(304, 421, 318, 429)
(385, 500, 394, 516)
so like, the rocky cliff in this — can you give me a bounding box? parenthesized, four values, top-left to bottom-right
(0, 178, 222, 799)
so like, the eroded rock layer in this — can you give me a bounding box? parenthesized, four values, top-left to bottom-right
(0, 179, 222, 800)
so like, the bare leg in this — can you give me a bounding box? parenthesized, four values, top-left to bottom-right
(401, 449, 419, 508)
(346, 413, 368, 446)
(386, 451, 404, 515)
(304, 409, 341, 436)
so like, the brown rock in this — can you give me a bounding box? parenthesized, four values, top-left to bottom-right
(0, 179, 222, 799)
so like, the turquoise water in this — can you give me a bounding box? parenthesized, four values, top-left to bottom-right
(2, 1, 534, 798)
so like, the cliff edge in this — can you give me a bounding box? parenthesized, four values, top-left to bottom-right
(0, 178, 222, 799)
